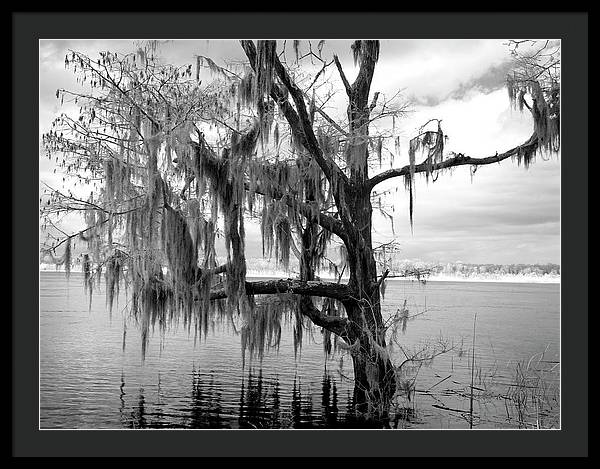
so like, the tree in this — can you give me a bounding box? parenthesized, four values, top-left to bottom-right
(40, 39, 560, 423)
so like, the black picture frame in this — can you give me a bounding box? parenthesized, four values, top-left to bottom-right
(13, 11, 588, 458)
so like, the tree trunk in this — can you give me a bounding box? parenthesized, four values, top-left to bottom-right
(342, 187, 396, 423)
(338, 42, 395, 423)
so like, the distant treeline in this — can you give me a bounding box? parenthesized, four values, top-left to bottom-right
(390, 260, 560, 278)
(242, 257, 560, 279)
(41, 256, 560, 279)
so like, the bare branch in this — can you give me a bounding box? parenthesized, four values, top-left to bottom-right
(333, 55, 352, 96)
(369, 91, 380, 112)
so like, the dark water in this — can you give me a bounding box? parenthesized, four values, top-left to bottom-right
(39, 271, 560, 429)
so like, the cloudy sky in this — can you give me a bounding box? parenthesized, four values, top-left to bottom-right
(39, 39, 560, 265)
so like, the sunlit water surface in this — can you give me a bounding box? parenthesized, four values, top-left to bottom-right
(40, 271, 560, 429)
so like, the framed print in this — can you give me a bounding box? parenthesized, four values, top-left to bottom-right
(13, 10, 587, 458)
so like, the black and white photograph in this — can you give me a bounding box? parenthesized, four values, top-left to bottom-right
(37, 37, 563, 431)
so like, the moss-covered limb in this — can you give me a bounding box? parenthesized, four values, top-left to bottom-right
(367, 132, 540, 190)
(207, 278, 353, 302)
(247, 182, 346, 242)
(204, 275, 352, 337)
(179, 173, 196, 200)
(240, 41, 308, 148)
(296, 297, 349, 337)
(189, 138, 228, 192)
(240, 40, 348, 189)
(190, 132, 347, 243)
(206, 280, 350, 336)
(197, 263, 228, 279)
(240, 40, 356, 248)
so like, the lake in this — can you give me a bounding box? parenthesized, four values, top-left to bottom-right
(39, 271, 560, 429)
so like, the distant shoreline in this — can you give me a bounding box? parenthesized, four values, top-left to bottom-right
(253, 274, 561, 284)
(39, 265, 560, 285)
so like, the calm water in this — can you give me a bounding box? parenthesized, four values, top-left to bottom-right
(39, 271, 560, 429)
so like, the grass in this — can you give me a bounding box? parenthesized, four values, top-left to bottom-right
(386, 342, 560, 429)
(503, 349, 560, 429)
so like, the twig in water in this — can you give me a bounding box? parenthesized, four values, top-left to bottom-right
(469, 313, 477, 429)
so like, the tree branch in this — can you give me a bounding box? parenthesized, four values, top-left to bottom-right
(207, 278, 350, 335)
(333, 54, 352, 97)
(240, 40, 348, 187)
(369, 91, 380, 112)
(247, 182, 347, 242)
(298, 299, 349, 336)
(300, 89, 349, 137)
(208, 278, 353, 302)
(195, 263, 229, 286)
(375, 269, 390, 290)
(367, 133, 539, 190)
(189, 134, 348, 242)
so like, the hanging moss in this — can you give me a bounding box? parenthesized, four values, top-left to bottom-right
(161, 205, 197, 288)
(405, 121, 447, 227)
(230, 120, 259, 170)
(351, 40, 380, 67)
(44, 238, 72, 277)
(254, 41, 277, 101)
(376, 136, 383, 168)
(507, 77, 560, 166)
(293, 305, 304, 361)
(105, 250, 124, 313)
(321, 297, 341, 358)
(404, 173, 414, 231)
(237, 68, 255, 108)
(82, 253, 93, 310)
(257, 100, 275, 147)
(240, 294, 297, 366)
(273, 122, 280, 148)
(274, 217, 291, 270)
(104, 158, 115, 204)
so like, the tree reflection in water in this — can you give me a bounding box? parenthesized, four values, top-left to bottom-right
(189, 369, 226, 428)
(118, 368, 391, 428)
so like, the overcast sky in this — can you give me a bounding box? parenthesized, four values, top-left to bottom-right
(39, 39, 560, 265)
